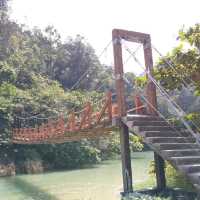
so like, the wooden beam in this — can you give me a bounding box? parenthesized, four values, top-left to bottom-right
(107, 91, 112, 121)
(96, 100, 108, 124)
(112, 30, 133, 194)
(112, 28, 166, 192)
(113, 29, 149, 44)
(154, 153, 166, 191)
(143, 36, 166, 190)
(143, 38, 157, 115)
(112, 31, 126, 117)
(119, 122, 133, 194)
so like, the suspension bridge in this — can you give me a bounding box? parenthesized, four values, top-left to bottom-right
(9, 29, 200, 195)
(12, 92, 146, 144)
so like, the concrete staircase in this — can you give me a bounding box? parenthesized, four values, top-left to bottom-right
(122, 114, 200, 191)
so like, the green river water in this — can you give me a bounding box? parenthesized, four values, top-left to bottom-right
(0, 151, 153, 200)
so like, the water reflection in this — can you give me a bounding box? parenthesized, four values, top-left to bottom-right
(6, 177, 59, 200)
(0, 152, 153, 200)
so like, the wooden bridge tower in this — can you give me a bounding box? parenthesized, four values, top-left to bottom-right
(112, 29, 166, 194)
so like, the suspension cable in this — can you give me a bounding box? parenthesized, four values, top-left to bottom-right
(122, 40, 200, 141)
(122, 68, 200, 146)
(70, 40, 113, 90)
(134, 85, 200, 146)
(94, 44, 142, 93)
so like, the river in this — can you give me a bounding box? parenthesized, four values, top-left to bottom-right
(0, 151, 153, 200)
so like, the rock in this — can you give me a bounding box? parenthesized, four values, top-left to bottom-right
(24, 160, 43, 174)
(0, 163, 16, 177)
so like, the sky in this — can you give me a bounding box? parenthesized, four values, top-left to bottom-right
(10, 0, 200, 74)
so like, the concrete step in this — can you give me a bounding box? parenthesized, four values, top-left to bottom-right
(146, 137, 196, 144)
(0, 140, 9, 144)
(194, 183, 200, 191)
(123, 114, 200, 189)
(141, 131, 190, 138)
(179, 164, 200, 174)
(156, 143, 199, 150)
(13, 138, 30, 142)
(180, 131, 194, 137)
(132, 120, 169, 127)
(188, 173, 200, 184)
(125, 121, 134, 129)
(125, 115, 163, 121)
(171, 156, 200, 165)
(139, 126, 176, 132)
(162, 149, 200, 157)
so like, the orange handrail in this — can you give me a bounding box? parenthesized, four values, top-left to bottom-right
(12, 91, 143, 143)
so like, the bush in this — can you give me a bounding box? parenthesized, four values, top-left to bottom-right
(38, 142, 101, 170)
(149, 161, 194, 191)
(165, 163, 194, 190)
(122, 193, 171, 200)
(14, 147, 43, 174)
(129, 135, 144, 152)
(99, 133, 121, 160)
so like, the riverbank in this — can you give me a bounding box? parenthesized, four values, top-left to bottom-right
(0, 146, 144, 177)
(0, 159, 43, 177)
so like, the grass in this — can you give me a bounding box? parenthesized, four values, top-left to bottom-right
(131, 175, 198, 200)
(135, 177, 156, 190)
(122, 195, 171, 200)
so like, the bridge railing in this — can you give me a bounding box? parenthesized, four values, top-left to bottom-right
(12, 92, 113, 143)
(12, 91, 147, 143)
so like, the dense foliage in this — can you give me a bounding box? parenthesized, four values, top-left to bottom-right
(155, 24, 200, 93)
(0, 8, 142, 174)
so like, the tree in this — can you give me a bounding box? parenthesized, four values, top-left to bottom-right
(0, 12, 144, 175)
(30, 26, 61, 78)
(0, 0, 9, 10)
(155, 24, 200, 93)
(54, 35, 102, 90)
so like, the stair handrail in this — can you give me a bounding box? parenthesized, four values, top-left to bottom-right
(129, 85, 200, 153)
(146, 71, 200, 144)
(122, 41, 200, 144)
(122, 39, 195, 117)
(134, 85, 195, 139)
(123, 74, 185, 139)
